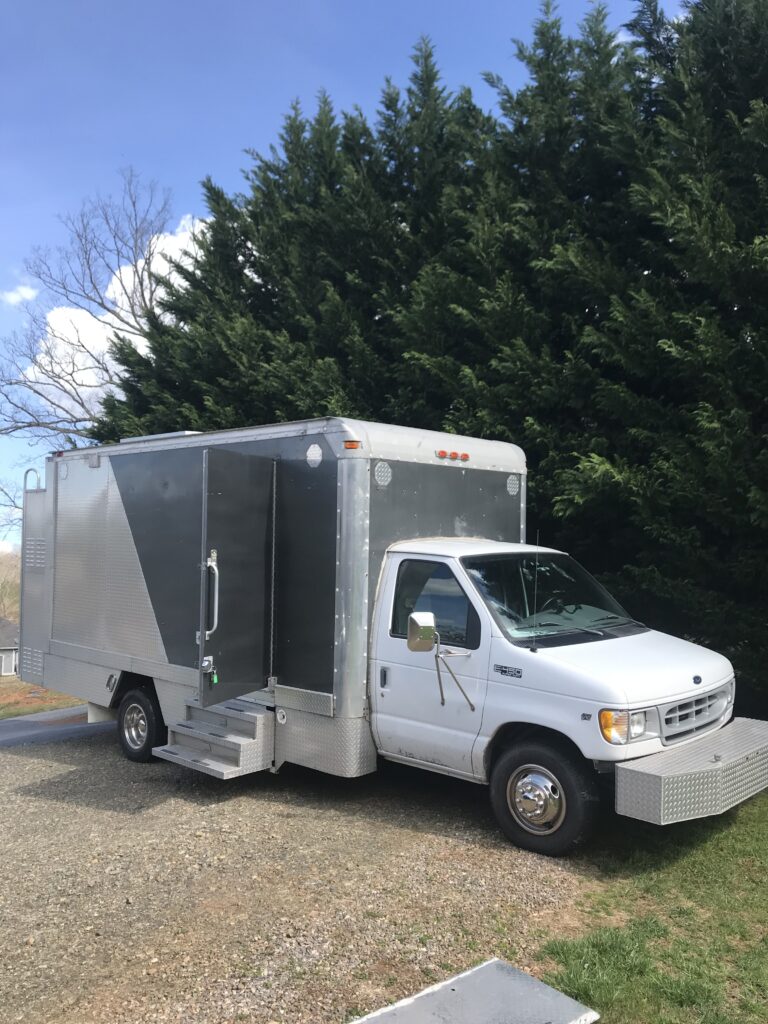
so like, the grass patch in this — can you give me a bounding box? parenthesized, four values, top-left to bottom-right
(0, 677, 82, 719)
(541, 794, 768, 1023)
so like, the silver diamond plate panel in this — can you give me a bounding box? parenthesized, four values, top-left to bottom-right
(275, 708, 377, 777)
(616, 718, 768, 825)
(351, 957, 599, 1024)
(273, 684, 334, 717)
(52, 457, 167, 663)
(239, 711, 274, 771)
(722, 745, 768, 810)
(167, 707, 273, 773)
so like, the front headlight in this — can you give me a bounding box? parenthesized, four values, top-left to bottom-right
(599, 708, 648, 745)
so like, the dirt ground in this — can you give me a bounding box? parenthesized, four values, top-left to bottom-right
(0, 677, 82, 720)
(0, 727, 595, 1024)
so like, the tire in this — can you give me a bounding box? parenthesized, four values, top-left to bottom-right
(489, 741, 600, 856)
(117, 688, 166, 763)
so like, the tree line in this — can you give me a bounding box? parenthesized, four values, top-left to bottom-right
(10, 1, 768, 696)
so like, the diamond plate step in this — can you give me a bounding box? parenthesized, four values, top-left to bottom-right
(350, 958, 599, 1023)
(171, 719, 256, 751)
(153, 703, 275, 779)
(153, 743, 245, 780)
(184, 697, 273, 737)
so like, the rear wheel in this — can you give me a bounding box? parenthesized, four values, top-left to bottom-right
(490, 741, 600, 856)
(117, 688, 165, 763)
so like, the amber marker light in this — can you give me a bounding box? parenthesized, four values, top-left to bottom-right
(343, 440, 362, 449)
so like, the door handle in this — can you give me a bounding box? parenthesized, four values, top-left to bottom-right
(379, 666, 389, 688)
(205, 550, 220, 640)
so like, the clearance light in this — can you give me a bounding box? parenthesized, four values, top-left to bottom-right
(449, 451, 459, 460)
(437, 450, 448, 459)
(460, 452, 470, 462)
(344, 440, 362, 450)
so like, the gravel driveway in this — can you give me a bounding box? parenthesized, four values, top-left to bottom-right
(0, 727, 589, 1023)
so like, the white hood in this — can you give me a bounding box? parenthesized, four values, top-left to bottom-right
(538, 628, 734, 706)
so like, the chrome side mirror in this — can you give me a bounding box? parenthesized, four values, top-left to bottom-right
(407, 611, 436, 652)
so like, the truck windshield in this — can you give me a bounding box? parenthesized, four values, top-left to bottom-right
(462, 552, 641, 647)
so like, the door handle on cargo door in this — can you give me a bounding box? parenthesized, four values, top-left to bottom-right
(379, 667, 389, 689)
(205, 550, 220, 640)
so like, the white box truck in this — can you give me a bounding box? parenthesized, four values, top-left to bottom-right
(19, 418, 768, 854)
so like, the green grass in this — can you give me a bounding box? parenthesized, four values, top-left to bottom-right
(541, 794, 768, 1023)
(0, 677, 83, 719)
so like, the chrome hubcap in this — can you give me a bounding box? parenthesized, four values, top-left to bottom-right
(123, 703, 148, 750)
(507, 764, 566, 835)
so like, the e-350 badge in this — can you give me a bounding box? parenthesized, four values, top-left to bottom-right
(494, 664, 523, 678)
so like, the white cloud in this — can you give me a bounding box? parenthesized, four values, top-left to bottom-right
(2, 215, 202, 444)
(27, 215, 201, 418)
(1, 284, 38, 306)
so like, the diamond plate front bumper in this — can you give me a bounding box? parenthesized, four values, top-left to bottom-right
(615, 717, 768, 825)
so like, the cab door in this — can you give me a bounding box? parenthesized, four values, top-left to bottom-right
(370, 556, 490, 776)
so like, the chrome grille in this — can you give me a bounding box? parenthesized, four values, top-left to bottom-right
(661, 683, 732, 743)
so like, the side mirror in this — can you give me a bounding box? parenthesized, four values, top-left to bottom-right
(407, 611, 436, 652)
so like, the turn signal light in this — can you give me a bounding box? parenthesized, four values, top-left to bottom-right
(344, 440, 362, 449)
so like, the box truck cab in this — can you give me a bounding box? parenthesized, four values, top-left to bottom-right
(19, 418, 768, 855)
(371, 538, 737, 853)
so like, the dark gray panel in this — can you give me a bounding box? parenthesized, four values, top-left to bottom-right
(369, 462, 522, 612)
(199, 449, 273, 706)
(113, 432, 338, 692)
(111, 447, 204, 668)
(271, 456, 338, 693)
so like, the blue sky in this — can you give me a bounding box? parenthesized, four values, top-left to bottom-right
(0, 0, 639, 533)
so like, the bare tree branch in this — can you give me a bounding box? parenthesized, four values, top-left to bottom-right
(0, 168, 179, 453)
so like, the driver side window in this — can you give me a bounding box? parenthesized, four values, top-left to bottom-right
(391, 559, 480, 649)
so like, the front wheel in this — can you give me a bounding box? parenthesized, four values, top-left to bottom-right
(489, 741, 600, 856)
(117, 688, 166, 763)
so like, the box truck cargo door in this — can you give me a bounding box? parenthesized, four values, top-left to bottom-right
(198, 448, 273, 707)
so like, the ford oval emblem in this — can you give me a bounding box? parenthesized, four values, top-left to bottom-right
(693, 675, 702, 685)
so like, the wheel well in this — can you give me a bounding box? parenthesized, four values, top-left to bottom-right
(110, 672, 159, 714)
(484, 723, 587, 776)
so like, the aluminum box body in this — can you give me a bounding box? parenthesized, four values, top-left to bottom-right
(20, 418, 525, 777)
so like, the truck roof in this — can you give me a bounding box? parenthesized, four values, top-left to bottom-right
(387, 538, 564, 558)
(56, 417, 526, 474)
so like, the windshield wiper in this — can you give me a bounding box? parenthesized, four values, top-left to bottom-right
(591, 614, 646, 628)
(519, 622, 605, 638)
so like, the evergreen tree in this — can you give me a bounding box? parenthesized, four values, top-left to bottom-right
(93, 2, 768, 697)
